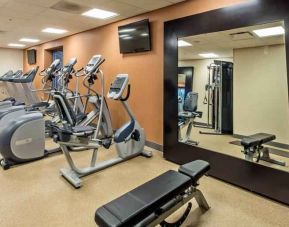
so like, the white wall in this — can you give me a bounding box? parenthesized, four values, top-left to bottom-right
(233, 45, 289, 144)
(0, 48, 23, 75)
(0, 48, 23, 99)
(179, 57, 233, 124)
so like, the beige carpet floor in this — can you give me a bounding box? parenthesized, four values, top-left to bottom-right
(0, 144, 289, 227)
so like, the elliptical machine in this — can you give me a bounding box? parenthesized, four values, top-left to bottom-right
(52, 73, 152, 188)
(0, 111, 45, 169)
(0, 59, 79, 169)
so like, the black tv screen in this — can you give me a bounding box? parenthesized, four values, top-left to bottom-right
(118, 19, 151, 54)
(27, 49, 36, 65)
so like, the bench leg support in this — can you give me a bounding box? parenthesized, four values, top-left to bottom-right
(261, 148, 286, 166)
(143, 188, 209, 227)
(160, 202, 192, 227)
(195, 189, 210, 211)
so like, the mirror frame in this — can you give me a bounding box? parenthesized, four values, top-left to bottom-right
(163, 0, 289, 205)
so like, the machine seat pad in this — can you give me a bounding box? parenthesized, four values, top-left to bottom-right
(95, 170, 192, 227)
(72, 125, 95, 135)
(241, 133, 276, 147)
(178, 111, 202, 118)
(179, 160, 210, 185)
(14, 101, 25, 106)
(179, 111, 194, 118)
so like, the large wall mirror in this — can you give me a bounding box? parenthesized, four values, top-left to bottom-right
(178, 21, 289, 172)
(164, 0, 289, 205)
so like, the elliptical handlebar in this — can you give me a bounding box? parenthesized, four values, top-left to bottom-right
(39, 69, 46, 76)
(76, 67, 84, 73)
(75, 68, 85, 77)
(120, 84, 130, 102)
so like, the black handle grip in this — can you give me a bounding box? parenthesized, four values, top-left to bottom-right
(120, 84, 130, 101)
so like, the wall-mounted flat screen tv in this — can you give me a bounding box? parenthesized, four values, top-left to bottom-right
(118, 19, 151, 54)
(27, 49, 37, 65)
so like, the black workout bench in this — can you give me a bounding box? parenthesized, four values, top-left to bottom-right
(241, 133, 285, 166)
(95, 160, 210, 227)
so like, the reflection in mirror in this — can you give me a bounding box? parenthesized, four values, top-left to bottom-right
(178, 21, 289, 172)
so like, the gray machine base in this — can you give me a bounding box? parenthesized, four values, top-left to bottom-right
(138, 188, 210, 227)
(61, 150, 152, 188)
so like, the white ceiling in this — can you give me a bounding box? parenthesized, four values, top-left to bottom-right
(0, 0, 186, 49)
(179, 21, 285, 60)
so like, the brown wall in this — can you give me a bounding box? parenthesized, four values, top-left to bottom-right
(23, 0, 247, 145)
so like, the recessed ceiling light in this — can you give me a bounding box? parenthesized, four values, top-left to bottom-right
(253, 26, 285, 37)
(42, 28, 67, 34)
(199, 53, 219, 58)
(119, 28, 136, 33)
(140, 33, 149, 37)
(82, 8, 118, 19)
(178, 40, 192, 47)
(19, 38, 40, 43)
(8, 43, 26, 47)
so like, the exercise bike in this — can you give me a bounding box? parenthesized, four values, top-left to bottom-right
(52, 74, 152, 188)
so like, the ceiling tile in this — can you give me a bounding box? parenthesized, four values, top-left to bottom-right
(13, 0, 59, 8)
(3, 0, 47, 16)
(98, 0, 145, 17)
(0, 0, 184, 48)
(116, 0, 172, 11)
(166, 0, 186, 3)
(179, 21, 285, 60)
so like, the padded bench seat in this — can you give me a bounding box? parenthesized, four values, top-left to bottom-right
(241, 133, 276, 148)
(95, 160, 210, 227)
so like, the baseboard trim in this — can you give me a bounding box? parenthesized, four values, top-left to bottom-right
(145, 140, 163, 152)
(233, 134, 289, 150)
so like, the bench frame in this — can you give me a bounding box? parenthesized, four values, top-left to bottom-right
(241, 133, 286, 166)
(141, 186, 209, 227)
(243, 145, 286, 167)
